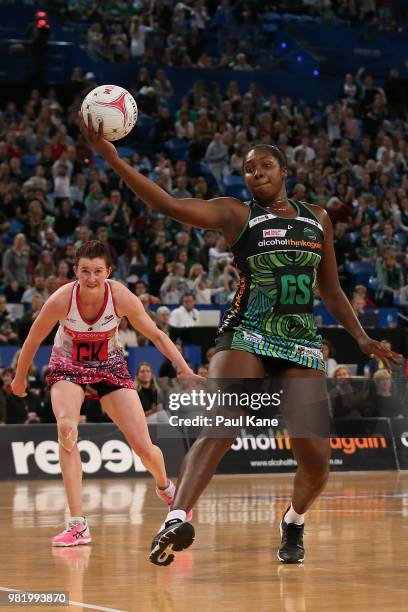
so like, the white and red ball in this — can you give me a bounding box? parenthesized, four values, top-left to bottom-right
(81, 85, 138, 141)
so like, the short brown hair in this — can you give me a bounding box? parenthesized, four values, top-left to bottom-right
(75, 240, 112, 267)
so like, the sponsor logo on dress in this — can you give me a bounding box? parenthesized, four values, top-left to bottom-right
(102, 314, 115, 325)
(295, 344, 323, 359)
(242, 330, 263, 344)
(263, 229, 287, 238)
(257, 238, 322, 249)
(63, 327, 111, 341)
(249, 213, 277, 228)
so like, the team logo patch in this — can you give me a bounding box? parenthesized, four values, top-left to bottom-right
(263, 228, 287, 238)
(242, 330, 263, 344)
(303, 227, 317, 241)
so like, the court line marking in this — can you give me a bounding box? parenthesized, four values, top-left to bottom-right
(0, 587, 127, 612)
(228, 492, 408, 500)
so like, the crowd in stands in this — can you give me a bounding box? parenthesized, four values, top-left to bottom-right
(328, 363, 407, 419)
(57, 0, 257, 70)
(265, 0, 408, 30)
(1, 63, 407, 322)
(53, 0, 408, 71)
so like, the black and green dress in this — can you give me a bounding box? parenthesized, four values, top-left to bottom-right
(216, 199, 325, 371)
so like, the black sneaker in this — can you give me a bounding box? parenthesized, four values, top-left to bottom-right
(277, 508, 305, 564)
(149, 519, 195, 566)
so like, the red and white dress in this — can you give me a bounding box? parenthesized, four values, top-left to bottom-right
(46, 280, 134, 389)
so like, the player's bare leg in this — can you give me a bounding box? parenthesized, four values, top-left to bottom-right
(52, 381, 84, 516)
(291, 437, 331, 513)
(51, 381, 91, 547)
(101, 388, 169, 487)
(278, 369, 331, 564)
(150, 350, 265, 566)
(101, 387, 186, 516)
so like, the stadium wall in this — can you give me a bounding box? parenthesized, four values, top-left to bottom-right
(1, 418, 407, 480)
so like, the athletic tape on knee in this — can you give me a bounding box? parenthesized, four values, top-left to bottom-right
(57, 417, 78, 452)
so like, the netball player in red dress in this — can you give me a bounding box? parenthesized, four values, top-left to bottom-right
(11, 241, 198, 546)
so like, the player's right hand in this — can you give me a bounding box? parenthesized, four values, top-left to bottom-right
(78, 112, 119, 165)
(11, 379, 27, 397)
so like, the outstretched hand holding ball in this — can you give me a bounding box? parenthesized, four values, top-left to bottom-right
(79, 111, 119, 164)
(80, 85, 138, 141)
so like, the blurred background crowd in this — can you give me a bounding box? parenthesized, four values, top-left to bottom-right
(59, 0, 408, 67)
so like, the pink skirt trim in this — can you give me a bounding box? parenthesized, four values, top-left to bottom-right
(46, 350, 134, 389)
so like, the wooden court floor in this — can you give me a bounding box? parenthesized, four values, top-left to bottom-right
(0, 472, 407, 612)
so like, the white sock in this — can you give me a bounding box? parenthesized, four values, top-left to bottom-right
(284, 504, 305, 525)
(159, 509, 186, 531)
(70, 516, 86, 524)
(157, 479, 171, 492)
(166, 509, 186, 523)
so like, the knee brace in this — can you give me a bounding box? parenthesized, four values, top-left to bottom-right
(57, 417, 78, 452)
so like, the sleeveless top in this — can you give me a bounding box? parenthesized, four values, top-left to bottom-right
(218, 199, 325, 370)
(47, 280, 134, 388)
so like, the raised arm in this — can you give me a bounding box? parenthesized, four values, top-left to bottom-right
(79, 113, 247, 242)
(112, 282, 203, 381)
(11, 289, 68, 396)
(315, 207, 402, 370)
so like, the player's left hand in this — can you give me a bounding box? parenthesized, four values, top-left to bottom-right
(177, 367, 206, 385)
(358, 337, 403, 371)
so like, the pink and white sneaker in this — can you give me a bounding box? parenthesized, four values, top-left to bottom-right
(52, 519, 92, 547)
(156, 480, 193, 521)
